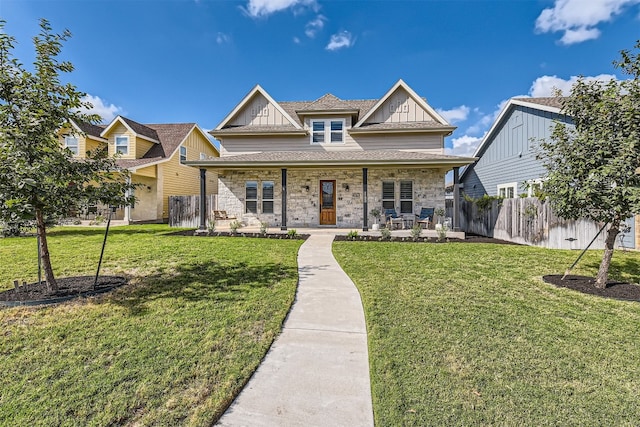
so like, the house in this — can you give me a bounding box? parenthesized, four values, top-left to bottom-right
(59, 116, 219, 222)
(186, 79, 475, 230)
(459, 97, 636, 248)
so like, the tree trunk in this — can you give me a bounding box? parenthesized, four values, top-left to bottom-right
(35, 208, 57, 292)
(595, 222, 619, 289)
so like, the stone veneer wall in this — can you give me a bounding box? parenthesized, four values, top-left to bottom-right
(217, 167, 446, 228)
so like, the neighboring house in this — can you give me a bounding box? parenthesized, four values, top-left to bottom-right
(460, 97, 570, 199)
(459, 97, 636, 248)
(187, 79, 475, 229)
(59, 116, 219, 222)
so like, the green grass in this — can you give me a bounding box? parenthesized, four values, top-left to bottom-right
(333, 242, 640, 426)
(0, 225, 303, 426)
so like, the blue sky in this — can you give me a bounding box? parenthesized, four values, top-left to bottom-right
(2, 0, 639, 156)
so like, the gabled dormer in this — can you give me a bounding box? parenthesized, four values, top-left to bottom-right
(212, 85, 305, 137)
(351, 79, 455, 135)
(58, 120, 108, 158)
(100, 116, 161, 159)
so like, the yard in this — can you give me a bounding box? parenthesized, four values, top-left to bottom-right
(0, 225, 302, 426)
(333, 241, 640, 426)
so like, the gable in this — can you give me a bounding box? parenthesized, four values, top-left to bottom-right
(229, 92, 293, 127)
(364, 87, 438, 124)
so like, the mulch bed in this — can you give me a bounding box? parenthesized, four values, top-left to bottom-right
(168, 230, 309, 240)
(543, 275, 640, 302)
(0, 275, 127, 307)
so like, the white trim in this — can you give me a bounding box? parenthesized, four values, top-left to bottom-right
(64, 135, 79, 155)
(100, 116, 160, 144)
(215, 85, 302, 131)
(354, 79, 451, 128)
(115, 134, 129, 155)
(310, 119, 345, 144)
(497, 182, 518, 199)
(179, 145, 187, 163)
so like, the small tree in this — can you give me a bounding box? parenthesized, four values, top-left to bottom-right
(0, 19, 135, 292)
(538, 40, 640, 288)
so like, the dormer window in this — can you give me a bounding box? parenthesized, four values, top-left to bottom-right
(64, 135, 79, 155)
(115, 135, 129, 155)
(310, 119, 344, 144)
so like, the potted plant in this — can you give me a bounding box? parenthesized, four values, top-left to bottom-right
(370, 208, 381, 230)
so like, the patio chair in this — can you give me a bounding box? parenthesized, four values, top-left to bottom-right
(416, 207, 434, 229)
(214, 210, 237, 220)
(385, 208, 403, 230)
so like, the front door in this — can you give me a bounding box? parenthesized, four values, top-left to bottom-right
(319, 180, 336, 225)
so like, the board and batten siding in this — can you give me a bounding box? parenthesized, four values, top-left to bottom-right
(365, 87, 437, 124)
(229, 93, 292, 127)
(461, 105, 570, 199)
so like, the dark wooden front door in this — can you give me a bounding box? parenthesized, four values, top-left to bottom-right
(320, 180, 336, 225)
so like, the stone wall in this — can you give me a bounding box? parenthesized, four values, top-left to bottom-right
(217, 167, 446, 228)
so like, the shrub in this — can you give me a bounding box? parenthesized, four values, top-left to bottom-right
(287, 229, 298, 238)
(380, 227, 391, 240)
(207, 220, 216, 235)
(347, 230, 359, 240)
(436, 223, 449, 242)
(410, 223, 422, 240)
(259, 221, 269, 236)
(229, 220, 241, 233)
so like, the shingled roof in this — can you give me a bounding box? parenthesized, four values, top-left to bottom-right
(74, 121, 106, 139)
(119, 117, 160, 142)
(116, 123, 201, 170)
(187, 149, 475, 168)
(513, 97, 565, 110)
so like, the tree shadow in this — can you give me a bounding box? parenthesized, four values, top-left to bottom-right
(583, 254, 640, 284)
(49, 225, 176, 238)
(104, 260, 298, 315)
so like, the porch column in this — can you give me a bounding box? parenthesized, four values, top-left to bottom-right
(362, 167, 368, 231)
(453, 166, 460, 231)
(199, 168, 207, 230)
(281, 168, 287, 231)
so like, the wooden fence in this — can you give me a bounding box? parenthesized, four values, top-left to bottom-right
(460, 197, 633, 250)
(168, 195, 217, 228)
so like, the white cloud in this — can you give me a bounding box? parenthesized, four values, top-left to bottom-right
(529, 74, 617, 97)
(305, 14, 326, 38)
(293, 36, 301, 44)
(80, 95, 123, 123)
(464, 99, 508, 136)
(535, 0, 640, 45)
(446, 134, 486, 157)
(437, 105, 470, 124)
(326, 31, 354, 51)
(216, 32, 231, 44)
(243, 0, 317, 18)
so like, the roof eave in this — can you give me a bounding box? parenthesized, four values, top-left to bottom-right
(348, 126, 456, 135)
(185, 157, 476, 169)
(210, 130, 308, 137)
(296, 109, 360, 116)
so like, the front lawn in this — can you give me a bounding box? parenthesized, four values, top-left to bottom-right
(333, 242, 640, 426)
(0, 225, 302, 426)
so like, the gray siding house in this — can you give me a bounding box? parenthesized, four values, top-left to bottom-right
(187, 80, 475, 230)
(460, 97, 636, 248)
(460, 98, 570, 199)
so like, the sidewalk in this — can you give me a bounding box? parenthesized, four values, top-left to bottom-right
(216, 234, 374, 427)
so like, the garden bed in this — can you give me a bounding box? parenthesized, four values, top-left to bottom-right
(543, 274, 640, 302)
(169, 229, 309, 240)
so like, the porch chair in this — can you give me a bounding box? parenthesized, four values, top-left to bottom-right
(416, 207, 434, 229)
(385, 208, 403, 230)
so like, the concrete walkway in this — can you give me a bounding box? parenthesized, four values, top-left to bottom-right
(217, 234, 374, 427)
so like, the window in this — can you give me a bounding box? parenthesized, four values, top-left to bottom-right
(262, 181, 274, 214)
(382, 181, 395, 210)
(310, 119, 345, 144)
(399, 180, 413, 214)
(180, 146, 187, 163)
(246, 181, 258, 214)
(526, 179, 544, 197)
(64, 135, 79, 155)
(497, 182, 517, 198)
(312, 121, 325, 143)
(115, 135, 129, 155)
